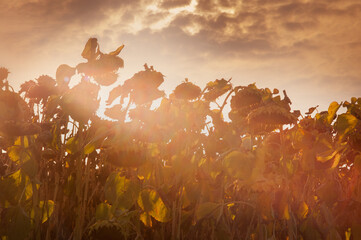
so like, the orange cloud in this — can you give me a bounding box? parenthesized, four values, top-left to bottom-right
(0, 0, 360, 113)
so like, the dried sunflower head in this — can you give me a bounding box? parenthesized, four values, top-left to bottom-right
(248, 104, 297, 126)
(231, 84, 262, 110)
(173, 79, 201, 100)
(247, 104, 298, 134)
(0, 91, 30, 122)
(56, 64, 75, 86)
(0, 67, 10, 85)
(61, 79, 100, 122)
(123, 64, 164, 92)
(37, 75, 56, 88)
(119, 64, 165, 104)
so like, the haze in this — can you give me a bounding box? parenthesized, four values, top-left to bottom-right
(1, 0, 361, 113)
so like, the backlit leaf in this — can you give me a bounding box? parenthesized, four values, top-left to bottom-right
(297, 201, 309, 219)
(84, 142, 95, 155)
(109, 45, 125, 56)
(137, 189, 170, 222)
(81, 38, 99, 61)
(104, 173, 140, 210)
(95, 203, 112, 220)
(316, 149, 337, 163)
(104, 173, 130, 204)
(140, 212, 152, 227)
(223, 151, 255, 180)
(65, 137, 79, 154)
(40, 200, 55, 223)
(327, 101, 340, 124)
(335, 113, 358, 138)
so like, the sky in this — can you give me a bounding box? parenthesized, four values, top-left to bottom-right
(0, 0, 361, 114)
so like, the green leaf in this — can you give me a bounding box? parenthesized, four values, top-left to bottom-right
(335, 113, 358, 138)
(195, 202, 221, 221)
(65, 137, 79, 154)
(104, 173, 140, 210)
(0, 170, 33, 205)
(22, 157, 38, 179)
(7, 146, 31, 163)
(84, 142, 95, 155)
(223, 151, 254, 179)
(104, 173, 129, 204)
(95, 203, 112, 220)
(137, 189, 170, 222)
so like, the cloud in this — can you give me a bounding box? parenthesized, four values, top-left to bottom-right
(160, 0, 192, 9)
(0, 0, 360, 112)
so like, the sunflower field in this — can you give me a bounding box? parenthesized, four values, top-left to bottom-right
(0, 39, 361, 240)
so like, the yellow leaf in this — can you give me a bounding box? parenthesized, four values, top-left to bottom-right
(65, 137, 79, 154)
(297, 201, 309, 219)
(137, 189, 170, 222)
(84, 143, 95, 155)
(283, 204, 290, 220)
(345, 228, 351, 240)
(8, 146, 31, 163)
(95, 203, 112, 220)
(327, 102, 340, 124)
(109, 45, 125, 56)
(223, 151, 255, 180)
(40, 200, 54, 223)
(335, 113, 358, 139)
(81, 38, 99, 60)
(14, 136, 29, 147)
(316, 149, 337, 163)
(140, 212, 152, 227)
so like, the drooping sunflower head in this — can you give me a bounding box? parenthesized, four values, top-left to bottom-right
(0, 67, 10, 86)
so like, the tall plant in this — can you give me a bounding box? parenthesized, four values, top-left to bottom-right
(0, 39, 361, 240)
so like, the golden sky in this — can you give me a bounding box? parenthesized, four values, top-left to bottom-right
(1, 0, 361, 113)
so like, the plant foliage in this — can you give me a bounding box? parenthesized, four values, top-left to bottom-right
(0, 39, 361, 240)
